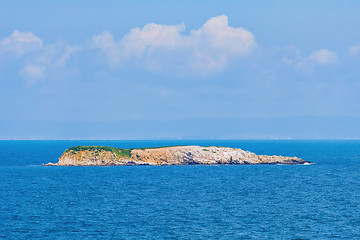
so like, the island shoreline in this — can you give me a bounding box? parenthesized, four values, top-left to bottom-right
(45, 145, 313, 166)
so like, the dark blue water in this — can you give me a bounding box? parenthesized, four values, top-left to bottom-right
(0, 140, 359, 239)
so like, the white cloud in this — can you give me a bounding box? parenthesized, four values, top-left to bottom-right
(186, 15, 255, 71)
(92, 15, 256, 73)
(0, 30, 43, 57)
(122, 23, 185, 55)
(19, 43, 80, 84)
(307, 49, 338, 65)
(189, 15, 254, 55)
(55, 46, 81, 67)
(349, 44, 360, 56)
(0, 30, 80, 84)
(20, 64, 45, 82)
(91, 31, 120, 66)
(284, 48, 338, 72)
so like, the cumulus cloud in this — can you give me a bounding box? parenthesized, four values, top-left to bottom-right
(186, 15, 255, 71)
(122, 23, 185, 55)
(91, 31, 120, 66)
(91, 15, 256, 73)
(0, 30, 43, 57)
(283, 47, 338, 72)
(0, 30, 80, 84)
(189, 15, 254, 55)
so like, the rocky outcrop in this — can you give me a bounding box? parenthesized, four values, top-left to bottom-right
(45, 145, 312, 166)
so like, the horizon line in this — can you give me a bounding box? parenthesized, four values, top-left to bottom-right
(1, 138, 360, 141)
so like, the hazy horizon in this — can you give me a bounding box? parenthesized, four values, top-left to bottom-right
(1, 116, 360, 140)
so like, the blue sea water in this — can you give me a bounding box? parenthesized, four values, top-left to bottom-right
(0, 140, 359, 239)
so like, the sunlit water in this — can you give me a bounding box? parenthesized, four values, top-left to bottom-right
(0, 140, 359, 239)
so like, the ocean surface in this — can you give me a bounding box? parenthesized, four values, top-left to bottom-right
(0, 140, 359, 239)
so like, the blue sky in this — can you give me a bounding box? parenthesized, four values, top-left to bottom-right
(1, 1, 360, 139)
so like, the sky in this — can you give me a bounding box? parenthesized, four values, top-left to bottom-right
(1, 1, 360, 139)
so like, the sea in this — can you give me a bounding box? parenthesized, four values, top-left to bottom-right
(0, 140, 359, 239)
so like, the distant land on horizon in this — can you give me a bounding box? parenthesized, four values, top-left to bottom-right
(1, 116, 359, 140)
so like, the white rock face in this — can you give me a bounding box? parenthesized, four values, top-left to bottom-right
(131, 146, 308, 165)
(45, 145, 311, 166)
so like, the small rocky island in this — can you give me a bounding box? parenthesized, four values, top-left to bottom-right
(45, 145, 312, 166)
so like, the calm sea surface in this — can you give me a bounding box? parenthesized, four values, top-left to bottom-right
(0, 140, 359, 239)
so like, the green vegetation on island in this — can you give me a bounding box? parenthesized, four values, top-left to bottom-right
(66, 146, 131, 158)
(65, 145, 187, 159)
